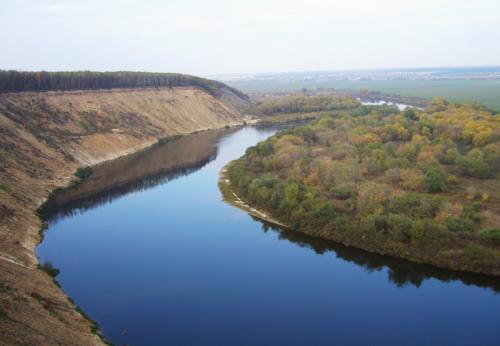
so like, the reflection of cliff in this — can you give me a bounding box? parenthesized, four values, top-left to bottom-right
(44, 129, 234, 222)
(253, 216, 500, 293)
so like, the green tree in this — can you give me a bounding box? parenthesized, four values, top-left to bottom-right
(403, 108, 417, 121)
(456, 150, 491, 179)
(424, 167, 448, 192)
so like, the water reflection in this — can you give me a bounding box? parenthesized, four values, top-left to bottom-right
(39, 123, 500, 345)
(43, 123, 500, 294)
(43, 128, 235, 222)
(254, 216, 500, 293)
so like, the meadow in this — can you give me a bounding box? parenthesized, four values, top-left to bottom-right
(228, 79, 500, 112)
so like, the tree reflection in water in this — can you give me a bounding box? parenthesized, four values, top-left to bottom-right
(254, 216, 500, 293)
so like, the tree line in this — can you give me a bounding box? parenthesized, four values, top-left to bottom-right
(0, 70, 248, 99)
(253, 94, 360, 115)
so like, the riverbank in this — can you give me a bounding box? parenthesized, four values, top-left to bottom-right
(0, 86, 247, 344)
(221, 160, 500, 276)
(219, 165, 289, 229)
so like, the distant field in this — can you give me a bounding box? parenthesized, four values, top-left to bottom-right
(227, 79, 500, 111)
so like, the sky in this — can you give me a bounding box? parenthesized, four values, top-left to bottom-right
(0, 0, 499, 76)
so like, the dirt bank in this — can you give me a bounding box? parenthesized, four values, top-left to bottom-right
(0, 86, 246, 344)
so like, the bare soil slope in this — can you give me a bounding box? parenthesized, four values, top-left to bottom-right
(0, 86, 245, 345)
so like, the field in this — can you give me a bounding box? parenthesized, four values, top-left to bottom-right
(228, 79, 500, 112)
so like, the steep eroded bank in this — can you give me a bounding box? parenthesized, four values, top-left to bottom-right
(0, 86, 246, 345)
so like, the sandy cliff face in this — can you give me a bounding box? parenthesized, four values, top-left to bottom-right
(0, 87, 245, 345)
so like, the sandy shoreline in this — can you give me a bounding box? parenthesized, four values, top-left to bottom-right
(219, 164, 289, 230)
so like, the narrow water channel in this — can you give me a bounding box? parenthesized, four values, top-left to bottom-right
(38, 123, 500, 345)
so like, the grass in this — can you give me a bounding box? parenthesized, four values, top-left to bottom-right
(229, 79, 500, 112)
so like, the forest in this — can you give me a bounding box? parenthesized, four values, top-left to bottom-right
(225, 96, 500, 275)
(0, 70, 248, 99)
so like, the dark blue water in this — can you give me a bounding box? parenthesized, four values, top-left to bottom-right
(38, 125, 500, 346)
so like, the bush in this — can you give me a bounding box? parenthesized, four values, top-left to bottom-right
(482, 228, 500, 240)
(330, 184, 355, 200)
(446, 217, 474, 233)
(456, 151, 491, 179)
(387, 213, 413, 239)
(74, 166, 93, 180)
(256, 141, 274, 156)
(158, 134, 182, 145)
(39, 261, 60, 277)
(439, 148, 459, 165)
(462, 202, 484, 223)
(293, 126, 316, 143)
(424, 166, 448, 192)
(403, 108, 418, 121)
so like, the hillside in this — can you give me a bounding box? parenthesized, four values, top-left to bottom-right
(0, 82, 247, 344)
(223, 97, 500, 276)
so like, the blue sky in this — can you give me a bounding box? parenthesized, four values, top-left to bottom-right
(1, 0, 499, 75)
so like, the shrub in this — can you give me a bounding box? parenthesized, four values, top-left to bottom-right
(403, 108, 418, 121)
(330, 184, 355, 200)
(39, 261, 60, 277)
(293, 126, 316, 143)
(456, 150, 491, 179)
(387, 213, 413, 239)
(363, 157, 384, 175)
(439, 148, 459, 165)
(256, 141, 274, 156)
(482, 228, 500, 240)
(158, 134, 182, 145)
(399, 169, 424, 191)
(446, 217, 474, 233)
(386, 157, 411, 169)
(74, 166, 93, 180)
(424, 166, 448, 192)
(374, 215, 389, 232)
(385, 168, 402, 184)
(462, 202, 484, 223)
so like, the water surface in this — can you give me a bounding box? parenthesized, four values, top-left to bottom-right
(38, 124, 500, 345)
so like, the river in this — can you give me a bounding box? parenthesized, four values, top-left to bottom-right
(37, 123, 500, 345)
